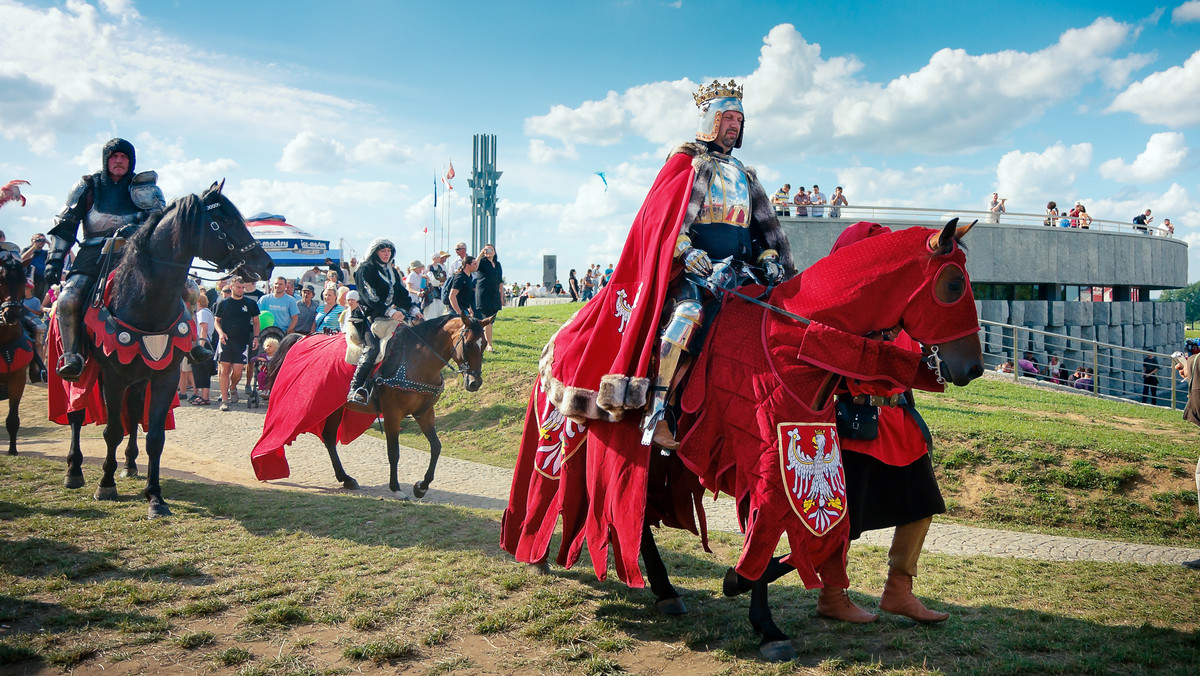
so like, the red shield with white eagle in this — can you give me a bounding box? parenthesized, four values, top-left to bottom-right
(532, 379, 587, 480)
(776, 422, 848, 537)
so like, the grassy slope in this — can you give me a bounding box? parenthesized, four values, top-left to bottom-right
(391, 304, 1199, 547)
(1, 458, 1197, 675)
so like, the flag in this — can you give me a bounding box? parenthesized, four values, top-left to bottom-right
(446, 161, 455, 180)
(595, 171, 608, 192)
(423, 225, 428, 234)
(433, 175, 437, 208)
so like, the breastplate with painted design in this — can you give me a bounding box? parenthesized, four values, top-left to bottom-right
(84, 208, 131, 238)
(695, 153, 751, 228)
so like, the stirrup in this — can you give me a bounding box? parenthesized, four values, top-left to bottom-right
(57, 353, 85, 381)
(347, 387, 371, 405)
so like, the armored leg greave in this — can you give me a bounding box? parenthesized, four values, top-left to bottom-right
(54, 275, 93, 381)
(641, 294, 704, 447)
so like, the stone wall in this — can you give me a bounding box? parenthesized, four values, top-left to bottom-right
(976, 299, 1187, 399)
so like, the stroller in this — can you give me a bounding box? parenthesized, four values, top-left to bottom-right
(246, 325, 287, 409)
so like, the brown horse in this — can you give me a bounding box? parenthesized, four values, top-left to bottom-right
(0, 251, 33, 455)
(259, 312, 490, 498)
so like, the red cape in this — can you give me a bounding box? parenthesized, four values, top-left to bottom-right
(841, 332, 930, 467)
(46, 309, 178, 431)
(539, 151, 696, 421)
(251, 333, 377, 481)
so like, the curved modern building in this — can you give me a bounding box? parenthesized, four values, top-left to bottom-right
(778, 205, 1188, 395)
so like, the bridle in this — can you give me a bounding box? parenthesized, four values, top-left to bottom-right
(397, 317, 483, 383)
(189, 195, 265, 278)
(0, 256, 25, 326)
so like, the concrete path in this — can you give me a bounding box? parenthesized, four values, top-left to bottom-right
(161, 399, 1200, 568)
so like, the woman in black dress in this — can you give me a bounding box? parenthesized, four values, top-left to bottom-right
(568, 269, 579, 302)
(474, 243, 503, 351)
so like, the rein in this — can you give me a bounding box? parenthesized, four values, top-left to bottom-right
(144, 197, 264, 277)
(396, 319, 479, 378)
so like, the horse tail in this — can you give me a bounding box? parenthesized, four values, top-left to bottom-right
(264, 333, 305, 391)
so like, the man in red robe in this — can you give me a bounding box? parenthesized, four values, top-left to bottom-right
(537, 79, 793, 449)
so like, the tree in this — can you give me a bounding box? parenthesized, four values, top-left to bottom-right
(1160, 281, 1200, 324)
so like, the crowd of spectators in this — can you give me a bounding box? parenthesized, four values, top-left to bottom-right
(772, 184, 847, 218)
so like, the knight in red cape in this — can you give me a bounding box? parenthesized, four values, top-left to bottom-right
(538, 79, 794, 448)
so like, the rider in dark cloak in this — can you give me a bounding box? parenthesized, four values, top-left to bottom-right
(347, 237, 419, 404)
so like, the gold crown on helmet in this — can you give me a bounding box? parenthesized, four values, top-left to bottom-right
(694, 79, 744, 107)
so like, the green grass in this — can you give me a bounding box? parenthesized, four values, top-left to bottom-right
(0, 456, 1197, 674)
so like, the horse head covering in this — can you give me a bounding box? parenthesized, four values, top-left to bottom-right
(694, 79, 744, 148)
(364, 237, 395, 264)
(102, 138, 136, 176)
(797, 221, 978, 345)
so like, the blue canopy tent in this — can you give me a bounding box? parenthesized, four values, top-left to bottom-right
(246, 213, 339, 267)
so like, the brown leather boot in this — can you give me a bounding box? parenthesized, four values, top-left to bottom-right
(816, 586, 878, 623)
(879, 517, 949, 622)
(879, 569, 949, 622)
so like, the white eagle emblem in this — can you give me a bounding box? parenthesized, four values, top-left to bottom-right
(533, 379, 586, 479)
(778, 422, 847, 536)
(614, 287, 637, 334)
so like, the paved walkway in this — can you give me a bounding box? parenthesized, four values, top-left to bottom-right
(149, 400, 1200, 567)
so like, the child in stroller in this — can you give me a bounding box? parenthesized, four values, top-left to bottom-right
(247, 326, 286, 408)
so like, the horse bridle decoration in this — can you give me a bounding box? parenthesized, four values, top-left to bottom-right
(0, 255, 24, 325)
(191, 194, 264, 276)
(397, 318, 483, 383)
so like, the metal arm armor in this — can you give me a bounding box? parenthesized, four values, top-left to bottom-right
(48, 176, 93, 245)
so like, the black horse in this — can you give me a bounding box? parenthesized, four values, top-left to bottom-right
(60, 181, 273, 518)
(0, 251, 32, 455)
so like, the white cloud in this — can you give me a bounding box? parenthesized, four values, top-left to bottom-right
(834, 165, 975, 208)
(1108, 50, 1200, 126)
(1173, 1, 1200, 23)
(231, 178, 404, 244)
(1098, 132, 1189, 183)
(0, 2, 370, 153)
(995, 143, 1094, 209)
(277, 132, 348, 173)
(351, 138, 414, 166)
(524, 20, 1146, 159)
(528, 139, 578, 164)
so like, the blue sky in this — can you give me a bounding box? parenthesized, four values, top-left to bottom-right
(1, 0, 1199, 285)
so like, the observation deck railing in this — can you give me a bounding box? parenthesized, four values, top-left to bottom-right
(979, 318, 1186, 410)
(778, 204, 1175, 237)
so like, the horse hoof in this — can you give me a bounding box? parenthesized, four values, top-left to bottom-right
(120, 467, 138, 479)
(722, 567, 750, 597)
(390, 490, 409, 501)
(94, 486, 118, 501)
(64, 475, 86, 489)
(527, 561, 551, 576)
(341, 477, 359, 490)
(147, 503, 172, 519)
(759, 640, 797, 663)
(654, 597, 688, 616)
(411, 481, 428, 499)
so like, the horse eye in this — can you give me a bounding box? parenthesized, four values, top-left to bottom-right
(934, 264, 967, 305)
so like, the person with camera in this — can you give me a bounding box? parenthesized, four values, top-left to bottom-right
(1172, 353, 1200, 570)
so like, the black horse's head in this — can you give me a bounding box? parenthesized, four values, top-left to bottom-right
(454, 311, 491, 392)
(0, 252, 26, 326)
(199, 180, 274, 283)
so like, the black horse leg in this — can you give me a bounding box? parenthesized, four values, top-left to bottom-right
(64, 409, 86, 489)
(749, 576, 797, 662)
(141, 370, 178, 518)
(6, 386, 19, 456)
(95, 378, 128, 501)
(410, 404, 439, 499)
(321, 409, 358, 489)
(120, 387, 142, 478)
(641, 521, 686, 615)
(383, 408, 407, 499)
(723, 555, 794, 597)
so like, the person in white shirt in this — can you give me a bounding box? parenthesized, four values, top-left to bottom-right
(425, 250, 450, 317)
(405, 260, 428, 307)
(987, 192, 1006, 223)
(809, 184, 827, 217)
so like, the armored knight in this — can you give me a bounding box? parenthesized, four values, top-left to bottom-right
(47, 138, 209, 380)
(640, 80, 791, 449)
(347, 238, 420, 405)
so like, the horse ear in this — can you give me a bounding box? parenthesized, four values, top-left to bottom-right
(480, 314, 495, 328)
(217, 178, 225, 194)
(929, 217, 959, 251)
(955, 219, 977, 241)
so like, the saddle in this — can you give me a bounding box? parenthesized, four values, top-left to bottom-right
(343, 316, 399, 366)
